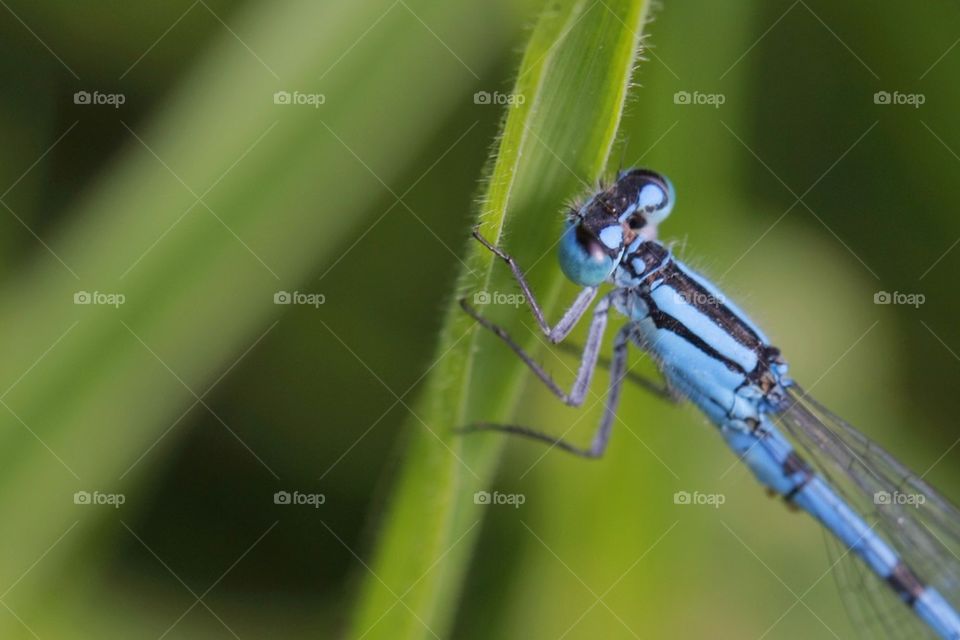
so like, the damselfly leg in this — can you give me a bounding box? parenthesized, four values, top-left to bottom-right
(468, 230, 677, 403)
(554, 340, 681, 402)
(460, 323, 634, 458)
(459, 295, 610, 407)
(462, 232, 638, 458)
(471, 229, 598, 343)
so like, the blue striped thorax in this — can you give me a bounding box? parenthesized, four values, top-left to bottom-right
(560, 168, 790, 430)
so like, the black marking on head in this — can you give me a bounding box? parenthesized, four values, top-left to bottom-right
(575, 222, 619, 259)
(579, 168, 669, 226)
(616, 168, 670, 201)
(570, 167, 673, 259)
(887, 561, 926, 606)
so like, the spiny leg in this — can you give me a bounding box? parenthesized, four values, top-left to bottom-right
(472, 229, 597, 343)
(460, 295, 610, 407)
(554, 339, 682, 403)
(462, 324, 634, 459)
(588, 324, 631, 455)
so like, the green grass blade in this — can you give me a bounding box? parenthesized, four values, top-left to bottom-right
(348, 1, 651, 638)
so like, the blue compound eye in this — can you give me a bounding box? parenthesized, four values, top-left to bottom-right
(558, 222, 617, 286)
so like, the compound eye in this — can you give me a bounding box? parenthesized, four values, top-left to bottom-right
(557, 223, 616, 286)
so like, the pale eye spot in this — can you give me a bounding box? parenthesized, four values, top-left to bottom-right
(638, 183, 665, 209)
(599, 226, 623, 249)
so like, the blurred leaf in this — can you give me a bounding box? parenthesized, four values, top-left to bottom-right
(348, 1, 651, 638)
(0, 0, 517, 635)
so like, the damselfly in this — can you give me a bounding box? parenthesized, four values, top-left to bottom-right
(461, 168, 960, 639)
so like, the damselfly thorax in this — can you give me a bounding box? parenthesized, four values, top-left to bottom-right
(610, 239, 790, 431)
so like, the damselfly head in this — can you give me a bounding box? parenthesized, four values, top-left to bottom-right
(558, 168, 675, 286)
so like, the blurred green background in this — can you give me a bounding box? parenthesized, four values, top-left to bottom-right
(1, 0, 959, 638)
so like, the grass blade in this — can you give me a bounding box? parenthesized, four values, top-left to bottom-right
(348, 1, 652, 638)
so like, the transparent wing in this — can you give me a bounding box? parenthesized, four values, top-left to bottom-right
(772, 386, 960, 639)
(823, 529, 936, 640)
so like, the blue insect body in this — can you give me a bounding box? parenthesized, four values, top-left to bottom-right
(462, 168, 960, 639)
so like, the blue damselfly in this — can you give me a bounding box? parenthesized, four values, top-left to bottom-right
(462, 168, 960, 639)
